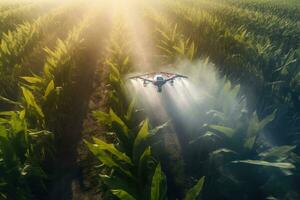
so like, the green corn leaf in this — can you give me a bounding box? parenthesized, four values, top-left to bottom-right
(109, 62, 121, 79)
(211, 148, 237, 156)
(93, 110, 111, 125)
(189, 131, 220, 144)
(21, 87, 44, 118)
(109, 73, 120, 84)
(183, 176, 205, 200)
(111, 190, 136, 200)
(44, 63, 52, 78)
(245, 111, 276, 150)
(44, 80, 55, 98)
(85, 140, 119, 168)
(230, 84, 240, 98)
(223, 81, 231, 92)
(21, 86, 37, 108)
(133, 119, 149, 162)
(92, 137, 133, 165)
(138, 147, 151, 179)
(0, 96, 22, 106)
(134, 119, 149, 147)
(100, 175, 137, 196)
(209, 125, 235, 137)
(259, 145, 296, 160)
(149, 121, 169, 137)
(232, 160, 295, 169)
(0, 125, 7, 139)
(171, 24, 178, 42)
(173, 41, 185, 55)
(0, 111, 15, 116)
(157, 28, 170, 41)
(123, 56, 129, 65)
(21, 76, 42, 84)
(151, 163, 167, 200)
(266, 196, 278, 200)
(9, 112, 25, 133)
(259, 110, 276, 129)
(19, 110, 26, 120)
(187, 41, 196, 60)
(125, 97, 136, 121)
(0, 193, 6, 199)
(34, 101, 44, 118)
(84, 140, 133, 178)
(110, 109, 129, 138)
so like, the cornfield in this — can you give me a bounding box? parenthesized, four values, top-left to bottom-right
(0, 0, 299, 200)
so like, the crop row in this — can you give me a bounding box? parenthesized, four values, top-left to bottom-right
(0, 2, 57, 35)
(84, 11, 206, 200)
(144, 2, 300, 199)
(181, 0, 300, 52)
(0, 2, 88, 106)
(219, 0, 300, 20)
(0, 4, 98, 199)
(165, 0, 300, 142)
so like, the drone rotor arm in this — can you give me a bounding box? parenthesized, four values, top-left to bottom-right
(175, 74, 188, 79)
(165, 74, 188, 82)
(130, 76, 154, 83)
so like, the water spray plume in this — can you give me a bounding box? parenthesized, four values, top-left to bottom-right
(126, 59, 245, 139)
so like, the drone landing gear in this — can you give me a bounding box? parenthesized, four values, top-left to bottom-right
(170, 79, 174, 86)
(158, 87, 162, 93)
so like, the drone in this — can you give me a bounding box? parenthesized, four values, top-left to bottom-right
(129, 72, 188, 92)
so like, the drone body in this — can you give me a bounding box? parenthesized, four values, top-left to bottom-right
(130, 72, 188, 92)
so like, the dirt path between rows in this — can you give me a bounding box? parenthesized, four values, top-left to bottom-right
(72, 55, 110, 200)
(45, 8, 113, 200)
(69, 12, 113, 200)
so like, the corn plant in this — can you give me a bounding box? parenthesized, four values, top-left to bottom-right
(0, 3, 51, 35)
(0, 10, 95, 199)
(145, 8, 196, 64)
(0, 2, 86, 104)
(104, 21, 133, 115)
(0, 71, 54, 200)
(86, 105, 205, 200)
(85, 111, 165, 199)
(184, 76, 300, 199)
(16, 11, 95, 150)
(183, 0, 300, 52)
(0, 2, 23, 12)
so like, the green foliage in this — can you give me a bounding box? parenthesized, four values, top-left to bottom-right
(183, 176, 205, 200)
(93, 137, 133, 165)
(151, 164, 167, 200)
(21, 86, 44, 118)
(259, 145, 296, 160)
(0, 108, 53, 199)
(112, 190, 136, 200)
(0, 3, 51, 35)
(156, 23, 197, 63)
(86, 17, 204, 200)
(209, 125, 235, 138)
(232, 160, 295, 169)
(244, 110, 276, 151)
(86, 114, 167, 199)
(0, 5, 94, 199)
(0, 0, 299, 199)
